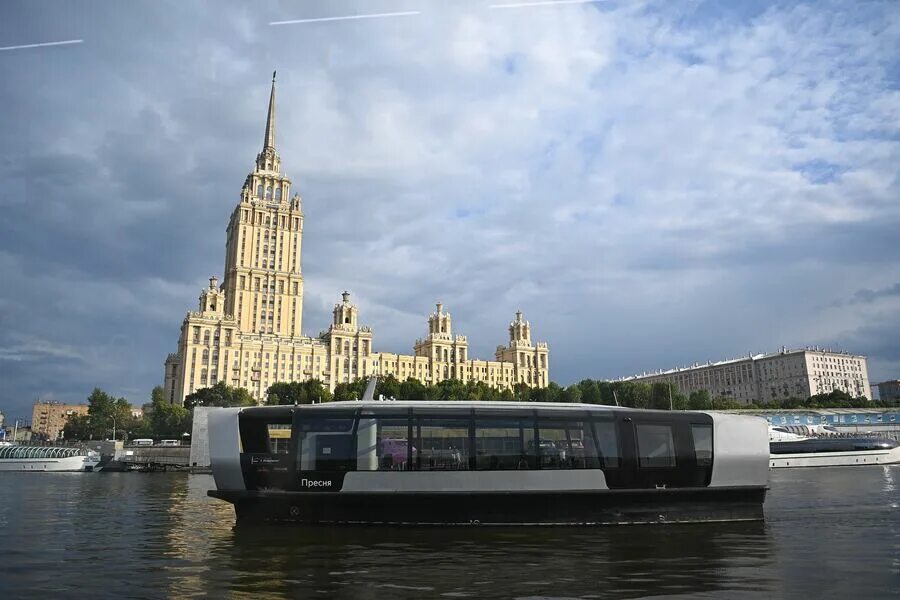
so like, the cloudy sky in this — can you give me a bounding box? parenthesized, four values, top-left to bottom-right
(1, 0, 898, 419)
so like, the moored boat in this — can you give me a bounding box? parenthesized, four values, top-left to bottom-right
(207, 401, 769, 526)
(0, 445, 102, 472)
(768, 426, 900, 468)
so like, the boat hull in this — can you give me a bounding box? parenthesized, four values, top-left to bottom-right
(209, 486, 767, 526)
(0, 455, 102, 472)
(769, 445, 900, 468)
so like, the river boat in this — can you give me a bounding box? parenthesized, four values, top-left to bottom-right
(207, 400, 769, 526)
(768, 426, 900, 468)
(0, 445, 102, 472)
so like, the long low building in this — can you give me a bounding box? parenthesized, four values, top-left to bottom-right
(619, 347, 870, 405)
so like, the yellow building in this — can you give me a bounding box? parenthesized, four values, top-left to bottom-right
(31, 402, 89, 440)
(163, 76, 549, 405)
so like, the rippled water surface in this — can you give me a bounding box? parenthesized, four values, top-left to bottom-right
(1, 467, 898, 598)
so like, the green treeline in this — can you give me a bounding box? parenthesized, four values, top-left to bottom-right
(266, 376, 894, 410)
(58, 377, 894, 441)
(63, 386, 192, 442)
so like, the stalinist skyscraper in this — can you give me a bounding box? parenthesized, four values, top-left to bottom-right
(163, 75, 549, 405)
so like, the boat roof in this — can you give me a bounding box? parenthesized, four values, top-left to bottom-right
(237, 400, 694, 417)
(0, 446, 86, 459)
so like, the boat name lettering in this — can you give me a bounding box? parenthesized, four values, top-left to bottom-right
(301, 478, 332, 488)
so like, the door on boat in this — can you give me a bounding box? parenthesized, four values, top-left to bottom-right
(293, 412, 356, 490)
(238, 412, 296, 490)
(607, 414, 712, 489)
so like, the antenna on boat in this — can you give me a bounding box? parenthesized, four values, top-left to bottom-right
(362, 377, 378, 402)
(612, 390, 620, 407)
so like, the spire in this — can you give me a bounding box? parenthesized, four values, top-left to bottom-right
(263, 71, 276, 151)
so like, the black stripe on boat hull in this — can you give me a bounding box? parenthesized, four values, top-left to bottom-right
(208, 487, 767, 526)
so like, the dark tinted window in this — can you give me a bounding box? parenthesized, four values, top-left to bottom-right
(357, 416, 411, 471)
(415, 418, 470, 471)
(296, 418, 355, 472)
(636, 424, 676, 468)
(535, 420, 600, 469)
(474, 418, 536, 470)
(593, 420, 620, 468)
(691, 424, 712, 466)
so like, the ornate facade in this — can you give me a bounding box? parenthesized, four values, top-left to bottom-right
(163, 76, 549, 405)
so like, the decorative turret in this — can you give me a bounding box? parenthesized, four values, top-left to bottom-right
(199, 276, 225, 315)
(332, 291, 358, 331)
(427, 302, 453, 339)
(509, 310, 531, 345)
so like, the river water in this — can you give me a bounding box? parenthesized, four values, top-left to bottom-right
(1, 467, 898, 599)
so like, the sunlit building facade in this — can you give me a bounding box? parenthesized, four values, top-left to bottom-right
(620, 347, 870, 405)
(163, 77, 549, 405)
(31, 402, 89, 440)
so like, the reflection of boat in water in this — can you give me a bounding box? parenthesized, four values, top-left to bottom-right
(769, 426, 900, 468)
(0, 445, 102, 472)
(207, 400, 769, 526)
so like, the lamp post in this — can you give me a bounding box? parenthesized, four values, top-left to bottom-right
(110, 414, 117, 441)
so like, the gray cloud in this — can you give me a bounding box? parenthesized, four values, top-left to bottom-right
(0, 0, 898, 419)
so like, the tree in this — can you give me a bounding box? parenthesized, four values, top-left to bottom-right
(688, 390, 712, 411)
(151, 385, 168, 405)
(650, 382, 674, 410)
(578, 380, 603, 404)
(399, 378, 427, 400)
(150, 400, 191, 439)
(61, 388, 138, 440)
(562, 385, 583, 404)
(185, 381, 255, 410)
(62, 414, 93, 441)
(375, 375, 401, 400)
(265, 380, 331, 405)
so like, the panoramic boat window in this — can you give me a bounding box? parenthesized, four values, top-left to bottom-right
(691, 424, 713, 466)
(239, 414, 292, 454)
(474, 418, 537, 470)
(414, 417, 470, 471)
(296, 417, 355, 472)
(534, 420, 600, 469)
(636, 424, 677, 468)
(357, 416, 412, 471)
(267, 424, 291, 454)
(592, 420, 621, 468)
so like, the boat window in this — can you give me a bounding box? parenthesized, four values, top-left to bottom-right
(414, 418, 470, 471)
(592, 420, 621, 468)
(636, 424, 677, 468)
(534, 420, 600, 469)
(356, 416, 412, 471)
(691, 424, 713, 467)
(296, 417, 355, 472)
(474, 418, 536, 470)
(239, 415, 292, 454)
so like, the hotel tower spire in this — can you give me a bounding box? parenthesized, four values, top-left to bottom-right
(263, 70, 276, 151)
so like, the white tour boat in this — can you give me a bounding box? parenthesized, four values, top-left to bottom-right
(769, 426, 900, 468)
(0, 445, 102, 472)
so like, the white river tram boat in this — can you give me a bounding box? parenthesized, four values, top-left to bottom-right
(207, 400, 769, 526)
(0, 445, 102, 472)
(769, 426, 900, 468)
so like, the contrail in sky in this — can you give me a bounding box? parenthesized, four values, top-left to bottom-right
(270, 11, 421, 26)
(490, 0, 605, 8)
(0, 39, 83, 52)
